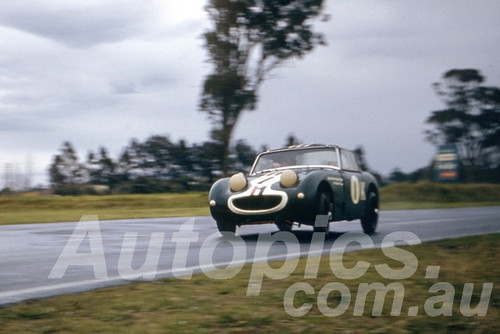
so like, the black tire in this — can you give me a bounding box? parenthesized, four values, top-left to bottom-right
(314, 191, 331, 233)
(216, 219, 236, 234)
(275, 221, 293, 232)
(361, 192, 379, 235)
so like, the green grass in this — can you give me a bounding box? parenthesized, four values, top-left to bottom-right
(379, 182, 500, 210)
(0, 182, 499, 225)
(380, 181, 500, 203)
(0, 192, 210, 225)
(380, 201, 500, 210)
(1, 234, 498, 333)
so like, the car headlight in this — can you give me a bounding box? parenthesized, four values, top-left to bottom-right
(280, 170, 298, 188)
(229, 173, 247, 192)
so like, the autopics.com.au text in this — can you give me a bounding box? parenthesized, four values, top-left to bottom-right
(50, 216, 493, 318)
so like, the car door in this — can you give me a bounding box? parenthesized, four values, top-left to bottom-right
(339, 149, 366, 220)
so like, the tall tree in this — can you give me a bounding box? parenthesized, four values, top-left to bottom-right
(200, 0, 327, 175)
(49, 141, 86, 187)
(87, 147, 116, 187)
(425, 69, 500, 170)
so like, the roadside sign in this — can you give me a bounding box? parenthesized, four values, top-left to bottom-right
(433, 144, 460, 181)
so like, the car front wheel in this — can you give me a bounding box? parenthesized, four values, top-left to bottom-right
(361, 192, 379, 235)
(275, 221, 293, 232)
(216, 219, 236, 234)
(314, 191, 331, 233)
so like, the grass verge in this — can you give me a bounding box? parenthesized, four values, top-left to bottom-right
(0, 234, 498, 333)
(380, 182, 500, 210)
(0, 193, 210, 225)
(380, 182, 500, 203)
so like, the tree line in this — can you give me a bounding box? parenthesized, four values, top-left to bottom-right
(49, 136, 260, 195)
(47, 134, 498, 197)
(47, 133, 394, 196)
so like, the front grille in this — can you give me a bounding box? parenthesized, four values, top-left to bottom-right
(233, 195, 282, 211)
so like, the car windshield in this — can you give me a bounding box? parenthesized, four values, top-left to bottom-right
(251, 148, 339, 174)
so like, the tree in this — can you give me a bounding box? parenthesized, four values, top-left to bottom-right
(87, 147, 116, 187)
(425, 69, 500, 173)
(285, 134, 301, 147)
(354, 145, 385, 184)
(354, 146, 369, 171)
(142, 135, 174, 179)
(232, 139, 257, 173)
(388, 168, 407, 183)
(49, 142, 91, 194)
(49, 142, 86, 187)
(200, 0, 327, 175)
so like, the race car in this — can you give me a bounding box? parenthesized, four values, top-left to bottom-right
(208, 144, 379, 234)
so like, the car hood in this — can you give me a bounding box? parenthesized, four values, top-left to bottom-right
(248, 167, 329, 185)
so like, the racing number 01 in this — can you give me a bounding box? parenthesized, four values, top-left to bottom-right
(350, 175, 365, 205)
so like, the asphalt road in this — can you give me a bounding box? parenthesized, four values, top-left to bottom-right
(1, 206, 499, 305)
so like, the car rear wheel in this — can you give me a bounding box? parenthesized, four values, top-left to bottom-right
(361, 192, 378, 235)
(216, 219, 236, 234)
(314, 191, 331, 233)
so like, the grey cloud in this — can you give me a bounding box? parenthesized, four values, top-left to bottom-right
(0, 112, 54, 132)
(141, 73, 177, 88)
(110, 73, 177, 95)
(330, 0, 500, 62)
(0, 0, 161, 48)
(112, 81, 139, 95)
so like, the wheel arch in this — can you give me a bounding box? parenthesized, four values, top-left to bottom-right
(317, 180, 334, 200)
(316, 180, 335, 217)
(366, 182, 379, 206)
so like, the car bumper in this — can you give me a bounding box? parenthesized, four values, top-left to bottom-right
(209, 190, 317, 226)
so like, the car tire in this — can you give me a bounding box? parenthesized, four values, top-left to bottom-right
(361, 192, 379, 235)
(216, 219, 236, 234)
(275, 221, 293, 232)
(314, 191, 331, 233)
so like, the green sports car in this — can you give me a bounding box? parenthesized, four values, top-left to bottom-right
(209, 144, 379, 234)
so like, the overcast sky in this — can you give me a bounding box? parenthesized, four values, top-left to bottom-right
(1, 0, 499, 187)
